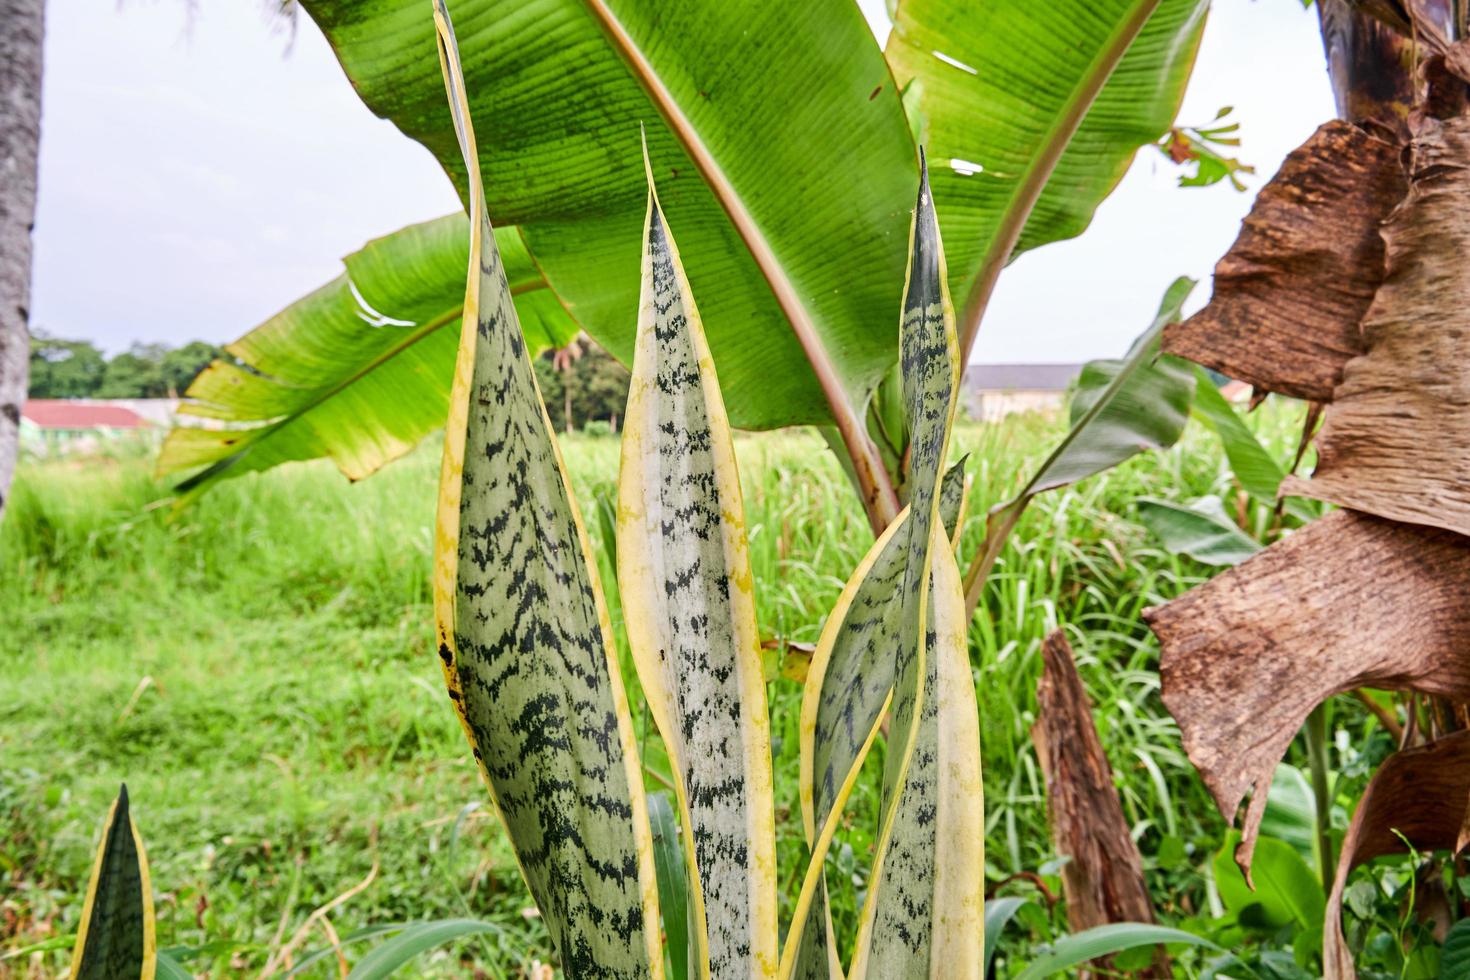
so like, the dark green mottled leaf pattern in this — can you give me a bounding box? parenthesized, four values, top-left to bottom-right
(72, 786, 150, 980)
(618, 188, 777, 976)
(793, 460, 966, 980)
(431, 5, 655, 976)
(856, 157, 968, 976)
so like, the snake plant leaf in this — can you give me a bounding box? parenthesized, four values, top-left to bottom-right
(617, 158, 778, 979)
(854, 157, 977, 979)
(848, 529, 983, 979)
(158, 214, 577, 493)
(790, 156, 980, 980)
(963, 278, 1197, 612)
(886, 0, 1209, 356)
(790, 459, 966, 980)
(298, 0, 918, 521)
(429, 7, 660, 977)
(70, 785, 156, 980)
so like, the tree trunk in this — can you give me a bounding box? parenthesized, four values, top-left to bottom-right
(0, 0, 44, 519)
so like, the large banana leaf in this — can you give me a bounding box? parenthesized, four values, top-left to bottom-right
(301, 0, 918, 521)
(886, 0, 1209, 356)
(170, 0, 1209, 505)
(617, 155, 778, 978)
(158, 214, 577, 492)
(429, 7, 660, 975)
(70, 785, 156, 980)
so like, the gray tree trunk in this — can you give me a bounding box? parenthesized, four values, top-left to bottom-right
(0, 0, 43, 519)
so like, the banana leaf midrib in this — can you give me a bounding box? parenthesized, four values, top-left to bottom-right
(944, 0, 1167, 357)
(580, 0, 901, 519)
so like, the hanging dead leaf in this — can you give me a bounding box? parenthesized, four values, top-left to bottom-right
(1032, 631, 1167, 977)
(1282, 114, 1470, 537)
(1162, 121, 1404, 401)
(1323, 730, 1470, 980)
(1143, 508, 1470, 876)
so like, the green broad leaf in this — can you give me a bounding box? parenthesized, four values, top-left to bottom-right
(429, 7, 659, 975)
(983, 897, 1031, 974)
(1442, 918, 1470, 980)
(1258, 765, 1317, 865)
(964, 278, 1197, 608)
(788, 457, 968, 980)
(1136, 496, 1262, 566)
(69, 785, 155, 980)
(1054, 278, 1198, 491)
(1213, 831, 1325, 935)
(155, 950, 192, 980)
(648, 792, 692, 980)
(285, 924, 412, 977)
(1190, 366, 1282, 505)
(1190, 365, 1317, 522)
(298, 0, 919, 451)
(886, 0, 1209, 354)
(841, 158, 982, 979)
(345, 919, 501, 979)
(1011, 924, 1219, 980)
(158, 213, 577, 493)
(616, 157, 778, 977)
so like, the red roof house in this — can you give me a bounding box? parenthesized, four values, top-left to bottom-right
(22, 400, 151, 430)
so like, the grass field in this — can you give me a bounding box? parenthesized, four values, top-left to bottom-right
(1, 405, 1333, 977)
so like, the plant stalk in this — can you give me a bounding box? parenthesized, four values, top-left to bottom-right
(1304, 703, 1335, 891)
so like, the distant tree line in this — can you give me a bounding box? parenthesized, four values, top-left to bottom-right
(533, 338, 631, 433)
(27, 331, 630, 433)
(28, 335, 222, 399)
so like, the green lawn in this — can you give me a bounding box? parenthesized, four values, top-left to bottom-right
(0, 408, 1325, 977)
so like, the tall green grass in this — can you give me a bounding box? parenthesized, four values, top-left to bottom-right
(1, 404, 1327, 976)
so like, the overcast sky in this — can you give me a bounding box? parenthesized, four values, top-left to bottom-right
(31, 0, 1335, 365)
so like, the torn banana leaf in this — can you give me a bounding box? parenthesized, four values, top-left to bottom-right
(1324, 731, 1470, 980)
(1164, 121, 1404, 402)
(159, 214, 578, 494)
(835, 157, 981, 980)
(616, 156, 778, 979)
(885, 0, 1207, 356)
(70, 785, 156, 980)
(1144, 508, 1470, 877)
(1033, 632, 1166, 975)
(298, 0, 917, 447)
(963, 278, 1196, 612)
(790, 459, 967, 980)
(1282, 115, 1470, 537)
(429, 6, 659, 976)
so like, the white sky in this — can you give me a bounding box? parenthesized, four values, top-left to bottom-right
(31, 0, 1335, 365)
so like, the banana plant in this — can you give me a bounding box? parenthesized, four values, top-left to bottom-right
(428, 0, 980, 972)
(161, 0, 1209, 534)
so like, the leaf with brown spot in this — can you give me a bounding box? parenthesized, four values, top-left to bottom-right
(1282, 114, 1470, 537)
(1162, 120, 1404, 402)
(1032, 631, 1166, 978)
(1143, 508, 1470, 876)
(1323, 731, 1470, 980)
